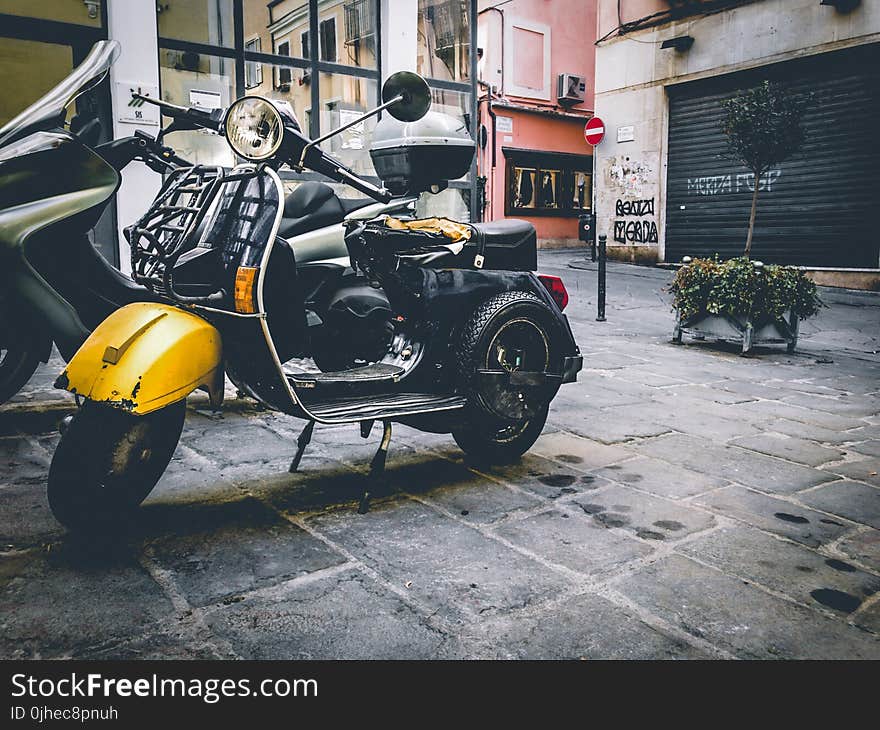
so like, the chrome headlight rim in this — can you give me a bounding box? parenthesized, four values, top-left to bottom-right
(223, 96, 285, 162)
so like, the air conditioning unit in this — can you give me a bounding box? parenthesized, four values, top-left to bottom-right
(557, 73, 586, 106)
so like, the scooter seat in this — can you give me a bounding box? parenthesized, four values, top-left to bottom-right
(279, 181, 372, 238)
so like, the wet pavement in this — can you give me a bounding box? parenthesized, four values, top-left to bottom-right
(1, 250, 879, 659)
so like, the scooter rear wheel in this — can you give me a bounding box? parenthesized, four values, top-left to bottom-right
(47, 400, 186, 531)
(452, 404, 549, 464)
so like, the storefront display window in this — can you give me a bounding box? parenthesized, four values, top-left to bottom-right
(504, 149, 592, 217)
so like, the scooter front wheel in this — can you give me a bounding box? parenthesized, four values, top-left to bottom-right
(47, 399, 186, 531)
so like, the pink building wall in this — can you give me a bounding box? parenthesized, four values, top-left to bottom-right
(477, 0, 598, 246)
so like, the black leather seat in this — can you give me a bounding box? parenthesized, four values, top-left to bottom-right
(278, 181, 373, 238)
(470, 218, 534, 245)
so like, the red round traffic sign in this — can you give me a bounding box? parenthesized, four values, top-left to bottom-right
(584, 116, 605, 146)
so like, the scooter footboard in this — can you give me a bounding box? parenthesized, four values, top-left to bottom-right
(55, 302, 223, 414)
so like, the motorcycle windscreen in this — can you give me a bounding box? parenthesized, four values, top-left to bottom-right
(195, 167, 303, 413)
(0, 41, 120, 148)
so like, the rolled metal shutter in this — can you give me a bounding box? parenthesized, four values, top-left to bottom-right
(664, 43, 880, 267)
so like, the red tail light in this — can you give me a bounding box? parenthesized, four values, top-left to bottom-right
(538, 274, 569, 311)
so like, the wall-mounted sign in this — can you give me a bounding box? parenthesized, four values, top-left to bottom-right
(189, 89, 223, 110)
(496, 115, 513, 133)
(617, 125, 635, 143)
(115, 82, 160, 126)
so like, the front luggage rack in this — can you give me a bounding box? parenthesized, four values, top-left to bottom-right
(127, 165, 224, 295)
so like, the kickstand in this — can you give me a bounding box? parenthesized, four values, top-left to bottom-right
(358, 420, 391, 514)
(288, 420, 315, 473)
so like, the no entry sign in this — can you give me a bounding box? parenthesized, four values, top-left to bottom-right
(584, 116, 605, 146)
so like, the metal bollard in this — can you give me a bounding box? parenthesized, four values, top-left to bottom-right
(596, 233, 606, 322)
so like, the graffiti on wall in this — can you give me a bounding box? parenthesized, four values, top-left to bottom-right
(614, 197, 658, 244)
(686, 169, 782, 196)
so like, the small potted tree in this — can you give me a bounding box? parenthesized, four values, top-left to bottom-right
(670, 81, 821, 354)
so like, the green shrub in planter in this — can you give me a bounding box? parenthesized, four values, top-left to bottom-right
(670, 257, 822, 353)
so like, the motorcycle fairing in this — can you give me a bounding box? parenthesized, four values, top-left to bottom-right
(0, 132, 120, 358)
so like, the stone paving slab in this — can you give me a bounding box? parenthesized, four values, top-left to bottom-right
(763, 418, 865, 445)
(306, 499, 573, 624)
(615, 555, 880, 659)
(798, 481, 880, 530)
(146, 497, 347, 608)
(530, 430, 633, 470)
(468, 453, 609, 501)
(465, 590, 709, 659)
(0, 482, 65, 548)
(826, 457, 880, 488)
(203, 567, 458, 660)
(592, 456, 727, 500)
(492, 508, 651, 576)
(0, 546, 176, 659)
(729, 433, 845, 467)
(386, 457, 543, 525)
(780, 392, 880, 418)
(838, 528, 880, 573)
(573, 483, 715, 541)
(729, 400, 869, 432)
(634, 433, 836, 494)
(850, 441, 880, 458)
(679, 526, 880, 617)
(694, 485, 851, 548)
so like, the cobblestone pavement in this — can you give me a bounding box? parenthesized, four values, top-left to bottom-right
(1, 251, 879, 659)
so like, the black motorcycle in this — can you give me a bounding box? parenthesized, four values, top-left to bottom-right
(48, 65, 583, 530)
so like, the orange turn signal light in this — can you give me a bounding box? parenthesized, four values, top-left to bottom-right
(233, 266, 259, 313)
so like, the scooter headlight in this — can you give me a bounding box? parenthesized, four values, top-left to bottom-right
(224, 97, 284, 161)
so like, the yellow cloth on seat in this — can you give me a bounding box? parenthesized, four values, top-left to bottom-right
(384, 216, 473, 243)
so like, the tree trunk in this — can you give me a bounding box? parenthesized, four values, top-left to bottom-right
(744, 173, 761, 258)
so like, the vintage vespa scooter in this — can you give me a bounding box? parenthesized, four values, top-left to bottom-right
(48, 72, 583, 531)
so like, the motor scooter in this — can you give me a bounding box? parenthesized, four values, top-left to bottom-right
(0, 40, 405, 404)
(48, 68, 583, 531)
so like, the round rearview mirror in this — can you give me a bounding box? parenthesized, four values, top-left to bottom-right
(382, 72, 431, 122)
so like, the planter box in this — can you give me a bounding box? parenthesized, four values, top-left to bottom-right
(672, 309, 799, 355)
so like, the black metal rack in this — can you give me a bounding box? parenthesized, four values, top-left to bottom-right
(127, 165, 224, 296)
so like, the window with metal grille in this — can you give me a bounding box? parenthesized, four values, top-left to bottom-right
(344, 0, 375, 44)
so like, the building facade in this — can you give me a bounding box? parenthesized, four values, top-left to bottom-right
(476, 0, 597, 248)
(593, 0, 880, 287)
(0, 0, 478, 268)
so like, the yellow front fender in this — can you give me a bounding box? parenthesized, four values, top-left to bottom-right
(56, 302, 223, 414)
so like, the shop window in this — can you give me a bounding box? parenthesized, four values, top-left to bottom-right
(504, 150, 591, 217)
(244, 38, 262, 89)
